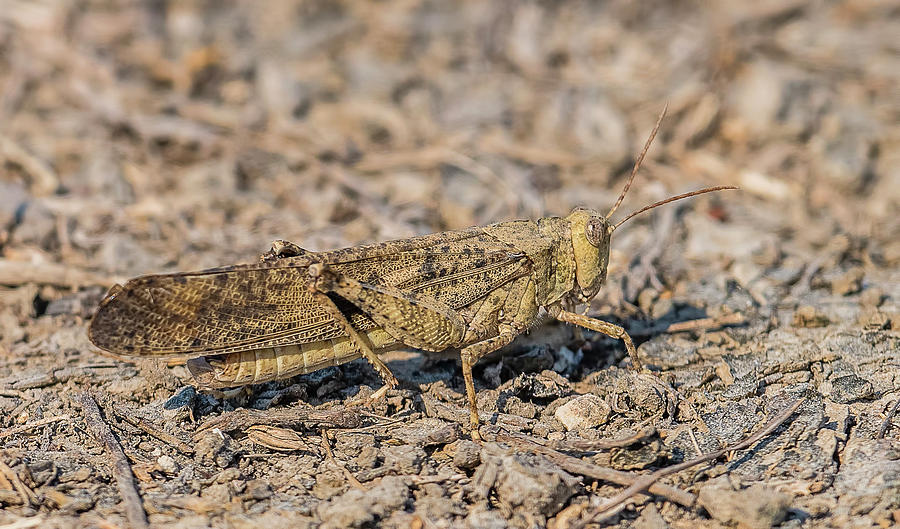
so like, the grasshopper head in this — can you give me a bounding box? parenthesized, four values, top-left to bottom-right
(566, 208, 612, 302)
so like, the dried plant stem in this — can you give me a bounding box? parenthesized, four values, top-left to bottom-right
(0, 415, 70, 440)
(321, 430, 367, 490)
(0, 516, 46, 529)
(77, 392, 149, 529)
(572, 398, 805, 528)
(630, 313, 746, 338)
(195, 406, 363, 437)
(0, 455, 38, 507)
(494, 431, 694, 507)
(113, 408, 194, 455)
(502, 426, 657, 452)
(665, 313, 744, 333)
(0, 260, 119, 288)
(878, 397, 900, 439)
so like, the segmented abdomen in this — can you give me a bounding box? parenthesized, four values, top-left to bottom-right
(186, 328, 397, 388)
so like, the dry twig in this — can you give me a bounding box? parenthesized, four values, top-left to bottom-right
(664, 313, 745, 333)
(195, 406, 363, 437)
(0, 137, 58, 196)
(0, 455, 38, 507)
(0, 516, 46, 529)
(0, 260, 119, 288)
(571, 398, 805, 528)
(0, 415, 69, 440)
(878, 398, 900, 439)
(630, 312, 745, 337)
(246, 425, 311, 452)
(321, 429, 367, 490)
(77, 392, 149, 529)
(492, 431, 694, 507)
(114, 410, 194, 455)
(503, 426, 656, 452)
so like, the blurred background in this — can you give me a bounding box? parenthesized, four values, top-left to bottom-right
(0, 1, 898, 527)
(1, 1, 896, 282)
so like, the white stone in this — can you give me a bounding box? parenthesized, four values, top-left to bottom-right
(554, 394, 611, 431)
(157, 455, 179, 474)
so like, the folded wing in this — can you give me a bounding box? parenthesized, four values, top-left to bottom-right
(89, 232, 543, 358)
(88, 264, 340, 357)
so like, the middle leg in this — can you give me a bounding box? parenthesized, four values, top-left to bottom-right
(459, 275, 538, 440)
(460, 328, 518, 441)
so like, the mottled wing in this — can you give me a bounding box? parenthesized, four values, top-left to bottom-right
(407, 254, 533, 309)
(89, 228, 547, 358)
(327, 231, 538, 311)
(88, 263, 341, 357)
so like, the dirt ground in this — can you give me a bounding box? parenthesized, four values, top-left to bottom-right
(1, 1, 898, 528)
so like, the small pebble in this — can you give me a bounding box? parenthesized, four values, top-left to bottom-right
(792, 305, 830, 328)
(650, 296, 674, 320)
(195, 430, 237, 468)
(634, 503, 669, 529)
(831, 267, 864, 296)
(465, 505, 507, 529)
(318, 476, 410, 529)
(857, 309, 891, 330)
(829, 374, 874, 404)
(157, 455, 178, 474)
(723, 375, 759, 400)
(491, 452, 578, 517)
(858, 287, 885, 308)
(201, 482, 232, 504)
(382, 445, 425, 474)
(698, 479, 791, 529)
(502, 395, 538, 419)
(552, 346, 583, 375)
(162, 386, 197, 423)
(244, 479, 273, 500)
(453, 440, 481, 470)
(637, 288, 659, 314)
(355, 445, 379, 470)
(554, 394, 611, 431)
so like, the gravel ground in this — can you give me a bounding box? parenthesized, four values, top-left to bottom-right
(1, 1, 898, 528)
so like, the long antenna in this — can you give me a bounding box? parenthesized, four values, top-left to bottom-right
(611, 185, 739, 231)
(605, 102, 669, 220)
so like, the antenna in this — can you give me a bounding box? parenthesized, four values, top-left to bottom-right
(605, 102, 668, 220)
(611, 185, 739, 231)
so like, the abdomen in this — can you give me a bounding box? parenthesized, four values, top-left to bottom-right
(186, 327, 397, 388)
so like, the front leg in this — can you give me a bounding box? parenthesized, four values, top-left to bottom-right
(555, 309, 641, 370)
(459, 275, 538, 440)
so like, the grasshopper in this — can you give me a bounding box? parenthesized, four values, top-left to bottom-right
(88, 109, 736, 438)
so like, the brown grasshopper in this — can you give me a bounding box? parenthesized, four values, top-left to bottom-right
(88, 109, 736, 437)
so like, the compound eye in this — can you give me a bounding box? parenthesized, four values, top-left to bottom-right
(585, 217, 606, 246)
